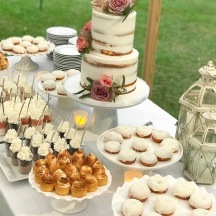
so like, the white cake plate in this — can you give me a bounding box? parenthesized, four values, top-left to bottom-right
(64, 74, 149, 134)
(29, 168, 112, 214)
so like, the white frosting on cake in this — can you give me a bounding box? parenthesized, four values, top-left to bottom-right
(81, 49, 138, 92)
(128, 182, 150, 201)
(91, 10, 136, 55)
(189, 188, 213, 210)
(147, 174, 168, 193)
(172, 178, 196, 199)
(104, 131, 123, 143)
(190, 209, 214, 216)
(121, 199, 144, 216)
(104, 140, 121, 153)
(154, 195, 176, 215)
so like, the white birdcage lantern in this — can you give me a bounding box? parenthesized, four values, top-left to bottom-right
(183, 111, 216, 184)
(176, 61, 216, 163)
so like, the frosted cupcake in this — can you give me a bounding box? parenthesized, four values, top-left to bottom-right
(45, 130, 60, 150)
(4, 129, 17, 157)
(17, 146, 33, 174)
(64, 128, 76, 144)
(53, 137, 69, 156)
(31, 131, 44, 160)
(24, 126, 36, 146)
(69, 133, 82, 154)
(9, 137, 22, 166)
(57, 121, 70, 138)
(42, 122, 54, 139)
(37, 142, 52, 159)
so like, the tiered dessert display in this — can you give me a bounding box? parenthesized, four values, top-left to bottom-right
(0, 35, 55, 71)
(64, 1, 149, 134)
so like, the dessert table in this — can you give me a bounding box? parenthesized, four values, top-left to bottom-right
(0, 55, 215, 216)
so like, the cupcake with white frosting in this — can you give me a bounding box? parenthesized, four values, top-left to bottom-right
(42, 122, 54, 139)
(57, 120, 70, 138)
(64, 128, 76, 144)
(37, 141, 52, 159)
(31, 131, 43, 161)
(9, 137, 22, 166)
(69, 133, 82, 154)
(4, 128, 18, 157)
(53, 137, 69, 156)
(17, 146, 33, 174)
(45, 130, 60, 150)
(24, 126, 36, 146)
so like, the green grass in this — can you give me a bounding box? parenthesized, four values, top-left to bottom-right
(1, 0, 216, 118)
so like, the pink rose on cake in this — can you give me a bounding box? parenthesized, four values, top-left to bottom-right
(77, 20, 92, 54)
(91, 80, 113, 101)
(99, 75, 113, 88)
(108, 0, 134, 15)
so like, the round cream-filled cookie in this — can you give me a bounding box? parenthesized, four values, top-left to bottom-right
(26, 45, 39, 54)
(20, 40, 32, 48)
(1, 42, 14, 51)
(172, 178, 196, 200)
(139, 152, 158, 167)
(56, 85, 67, 96)
(189, 188, 213, 210)
(152, 129, 170, 143)
(190, 209, 214, 216)
(121, 199, 144, 216)
(118, 149, 136, 164)
(154, 146, 173, 161)
(136, 126, 153, 138)
(10, 36, 21, 45)
(22, 35, 34, 42)
(132, 138, 149, 152)
(147, 174, 168, 193)
(160, 138, 179, 153)
(145, 212, 162, 216)
(13, 45, 25, 54)
(33, 36, 46, 44)
(41, 73, 56, 82)
(115, 126, 135, 139)
(104, 131, 123, 143)
(52, 70, 65, 80)
(37, 42, 49, 52)
(43, 80, 56, 91)
(128, 181, 150, 202)
(104, 140, 121, 154)
(154, 195, 176, 215)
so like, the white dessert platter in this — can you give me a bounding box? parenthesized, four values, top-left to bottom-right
(112, 175, 216, 216)
(29, 168, 112, 214)
(36, 77, 77, 110)
(0, 145, 28, 182)
(97, 127, 183, 172)
(64, 74, 150, 134)
(1, 42, 55, 71)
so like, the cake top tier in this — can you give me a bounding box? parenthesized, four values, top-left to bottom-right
(91, 0, 137, 17)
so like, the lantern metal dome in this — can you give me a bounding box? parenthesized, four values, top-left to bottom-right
(183, 111, 216, 184)
(176, 60, 216, 163)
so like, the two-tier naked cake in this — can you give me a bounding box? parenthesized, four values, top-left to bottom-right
(76, 0, 139, 101)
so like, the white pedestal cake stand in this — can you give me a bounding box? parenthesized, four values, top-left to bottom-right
(29, 169, 112, 214)
(64, 74, 150, 134)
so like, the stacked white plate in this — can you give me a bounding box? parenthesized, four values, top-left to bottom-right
(46, 26, 77, 58)
(53, 45, 81, 71)
(68, 36, 78, 45)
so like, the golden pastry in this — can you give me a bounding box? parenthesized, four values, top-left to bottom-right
(55, 177, 71, 196)
(33, 159, 46, 174)
(84, 174, 98, 192)
(79, 165, 92, 177)
(44, 153, 56, 168)
(40, 173, 56, 192)
(53, 168, 67, 181)
(85, 153, 98, 167)
(72, 149, 85, 169)
(71, 179, 87, 198)
(94, 172, 108, 186)
(35, 165, 49, 184)
(48, 161, 61, 174)
(68, 172, 82, 185)
(57, 149, 71, 161)
(58, 155, 71, 170)
(63, 163, 78, 176)
(92, 161, 106, 175)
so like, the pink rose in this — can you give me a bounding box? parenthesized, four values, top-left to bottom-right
(108, 0, 133, 15)
(83, 20, 92, 31)
(76, 36, 89, 52)
(91, 80, 112, 101)
(99, 75, 113, 87)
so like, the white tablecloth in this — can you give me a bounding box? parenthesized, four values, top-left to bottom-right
(0, 55, 207, 216)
